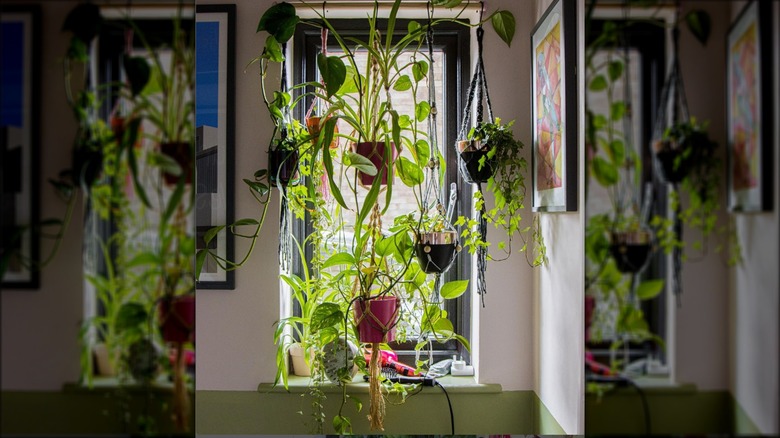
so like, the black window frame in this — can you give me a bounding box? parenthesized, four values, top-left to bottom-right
(292, 19, 472, 364)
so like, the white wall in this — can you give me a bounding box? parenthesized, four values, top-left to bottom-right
(1, 0, 85, 391)
(728, 1, 780, 433)
(533, 0, 585, 435)
(673, 0, 731, 391)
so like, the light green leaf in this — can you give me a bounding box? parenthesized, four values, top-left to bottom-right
(346, 152, 378, 176)
(412, 60, 428, 82)
(611, 102, 625, 120)
(608, 60, 623, 82)
(637, 279, 664, 300)
(396, 156, 423, 187)
(440, 279, 469, 299)
(322, 252, 355, 268)
(591, 156, 618, 186)
(415, 101, 430, 122)
(310, 303, 343, 333)
(589, 75, 608, 91)
(393, 75, 413, 92)
(264, 35, 284, 62)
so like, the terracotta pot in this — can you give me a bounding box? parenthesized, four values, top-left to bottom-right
(609, 230, 653, 274)
(161, 141, 193, 185)
(457, 140, 496, 184)
(158, 295, 195, 344)
(354, 296, 400, 343)
(353, 141, 397, 186)
(414, 231, 459, 274)
(306, 116, 339, 149)
(268, 148, 300, 187)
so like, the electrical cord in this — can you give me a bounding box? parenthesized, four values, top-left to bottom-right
(586, 373, 650, 435)
(435, 380, 454, 435)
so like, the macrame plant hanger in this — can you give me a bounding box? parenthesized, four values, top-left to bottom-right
(457, 4, 494, 307)
(414, 1, 461, 368)
(651, 0, 688, 306)
(276, 41, 294, 272)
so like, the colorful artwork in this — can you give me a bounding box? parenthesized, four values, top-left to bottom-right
(729, 23, 758, 191)
(535, 22, 563, 191)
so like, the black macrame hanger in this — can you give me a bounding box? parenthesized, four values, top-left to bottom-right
(456, 2, 494, 307)
(651, 0, 687, 306)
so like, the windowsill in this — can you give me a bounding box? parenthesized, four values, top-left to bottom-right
(62, 376, 185, 394)
(258, 374, 502, 394)
(630, 375, 697, 393)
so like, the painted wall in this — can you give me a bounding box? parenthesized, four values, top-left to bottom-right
(533, 0, 585, 435)
(728, 1, 780, 434)
(1, 0, 85, 391)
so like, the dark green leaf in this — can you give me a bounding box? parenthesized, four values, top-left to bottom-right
(195, 249, 208, 278)
(318, 54, 347, 97)
(611, 102, 625, 120)
(62, 3, 102, 44)
(685, 10, 711, 46)
(607, 139, 625, 164)
(491, 11, 515, 47)
(413, 139, 430, 167)
(591, 156, 618, 186)
(163, 180, 185, 224)
(234, 218, 260, 226)
(244, 179, 269, 196)
(440, 279, 469, 299)
(310, 303, 343, 333)
(257, 2, 299, 43)
(204, 225, 225, 245)
(589, 75, 608, 91)
(346, 152, 378, 176)
(115, 303, 147, 332)
(607, 60, 623, 82)
(123, 56, 151, 97)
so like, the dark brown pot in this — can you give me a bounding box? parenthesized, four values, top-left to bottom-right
(353, 141, 397, 186)
(268, 149, 300, 187)
(161, 142, 193, 185)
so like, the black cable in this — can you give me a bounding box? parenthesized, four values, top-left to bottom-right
(586, 374, 650, 435)
(626, 379, 651, 435)
(435, 380, 454, 435)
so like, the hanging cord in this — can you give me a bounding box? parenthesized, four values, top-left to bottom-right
(306, 27, 330, 119)
(277, 41, 293, 272)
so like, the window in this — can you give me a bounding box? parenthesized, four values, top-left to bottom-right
(585, 17, 669, 369)
(292, 19, 471, 364)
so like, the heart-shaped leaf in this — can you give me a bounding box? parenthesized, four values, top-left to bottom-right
(491, 11, 515, 47)
(317, 54, 347, 97)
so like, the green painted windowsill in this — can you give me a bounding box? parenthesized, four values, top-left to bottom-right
(258, 374, 502, 394)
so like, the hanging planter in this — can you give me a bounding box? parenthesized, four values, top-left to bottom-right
(353, 141, 397, 186)
(652, 123, 714, 184)
(268, 148, 300, 187)
(457, 139, 497, 184)
(609, 229, 653, 274)
(414, 230, 460, 274)
(306, 115, 340, 149)
(354, 295, 400, 344)
(158, 294, 195, 344)
(161, 141, 192, 186)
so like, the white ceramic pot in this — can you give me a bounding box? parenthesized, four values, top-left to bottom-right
(289, 342, 313, 377)
(93, 343, 116, 377)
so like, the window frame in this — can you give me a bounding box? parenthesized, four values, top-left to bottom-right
(291, 18, 472, 364)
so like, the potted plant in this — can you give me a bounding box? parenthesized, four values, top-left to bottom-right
(608, 217, 653, 274)
(651, 118, 716, 184)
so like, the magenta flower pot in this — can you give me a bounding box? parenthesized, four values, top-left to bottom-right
(158, 295, 195, 344)
(354, 296, 400, 343)
(353, 142, 397, 186)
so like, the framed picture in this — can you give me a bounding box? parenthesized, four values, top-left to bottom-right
(1, 5, 40, 288)
(531, 0, 577, 212)
(726, 0, 773, 212)
(196, 4, 235, 289)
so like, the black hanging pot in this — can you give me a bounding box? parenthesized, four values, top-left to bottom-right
(457, 139, 497, 184)
(161, 141, 193, 186)
(414, 230, 460, 274)
(609, 229, 653, 274)
(268, 148, 300, 187)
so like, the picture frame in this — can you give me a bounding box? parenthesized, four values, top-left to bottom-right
(531, 0, 577, 212)
(195, 4, 236, 289)
(726, 0, 773, 212)
(1, 5, 41, 289)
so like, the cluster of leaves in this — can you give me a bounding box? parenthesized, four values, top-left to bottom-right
(455, 120, 547, 267)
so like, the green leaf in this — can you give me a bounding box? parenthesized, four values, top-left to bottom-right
(607, 139, 625, 164)
(415, 101, 431, 122)
(322, 252, 355, 268)
(234, 218, 260, 226)
(244, 179, 269, 196)
(685, 10, 711, 46)
(592, 114, 607, 129)
(320, 118, 348, 209)
(591, 157, 618, 186)
(310, 303, 343, 334)
(115, 303, 147, 332)
(126, 252, 159, 268)
(611, 102, 625, 120)
(163, 180, 185, 224)
(396, 156, 423, 187)
(62, 3, 102, 44)
(195, 249, 208, 278)
(491, 11, 515, 47)
(607, 60, 624, 82)
(257, 2, 299, 43)
(413, 139, 430, 167)
(589, 75, 608, 91)
(637, 279, 664, 300)
(408, 21, 421, 38)
(333, 415, 351, 435)
(393, 75, 413, 91)
(412, 60, 428, 82)
(263, 36, 284, 62)
(317, 54, 347, 97)
(337, 66, 360, 95)
(350, 396, 363, 413)
(440, 280, 469, 299)
(122, 56, 150, 97)
(345, 152, 378, 176)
